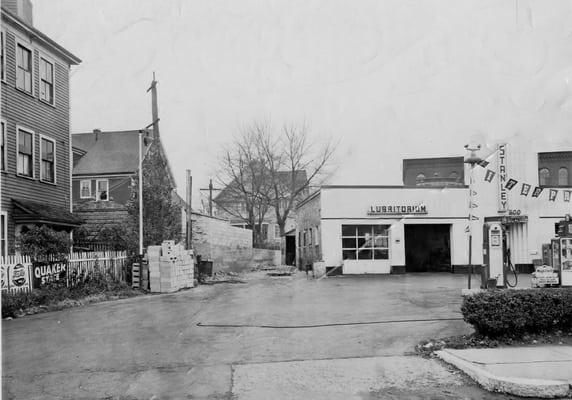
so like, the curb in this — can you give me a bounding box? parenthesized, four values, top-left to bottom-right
(435, 350, 571, 398)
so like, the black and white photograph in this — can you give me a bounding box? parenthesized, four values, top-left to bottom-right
(1, 0, 572, 399)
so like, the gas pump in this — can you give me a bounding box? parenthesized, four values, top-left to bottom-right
(554, 214, 572, 286)
(482, 221, 505, 287)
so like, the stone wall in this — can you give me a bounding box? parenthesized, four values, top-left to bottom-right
(191, 212, 255, 273)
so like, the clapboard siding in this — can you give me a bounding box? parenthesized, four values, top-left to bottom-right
(1, 23, 74, 252)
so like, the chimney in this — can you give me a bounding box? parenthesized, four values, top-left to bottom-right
(93, 129, 101, 141)
(3, 0, 34, 26)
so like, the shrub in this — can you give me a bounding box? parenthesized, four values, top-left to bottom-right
(16, 225, 71, 260)
(461, 288, 572, 338)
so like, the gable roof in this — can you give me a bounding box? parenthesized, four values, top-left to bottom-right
(215, 170, 308, 203)
(72, 130, 150, 176)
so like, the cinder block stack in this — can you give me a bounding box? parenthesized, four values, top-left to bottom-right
(147, 246, 162, 293)
(147, 241, 195, 293)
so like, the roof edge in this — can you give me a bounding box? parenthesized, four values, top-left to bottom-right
(2, 7, 81, 65)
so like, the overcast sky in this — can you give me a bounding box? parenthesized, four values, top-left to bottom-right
(32, 0, 572, 206)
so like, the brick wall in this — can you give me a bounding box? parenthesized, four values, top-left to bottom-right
(295, 192, 322, 269)
(191, 212, 254, 273)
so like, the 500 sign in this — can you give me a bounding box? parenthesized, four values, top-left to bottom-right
(33, 263, 67, 288)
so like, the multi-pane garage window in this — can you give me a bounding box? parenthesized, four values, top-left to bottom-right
(40, 58, 54, 104)
(17, 129, 33, 177)
(341, 224, 389, 260)
(16, 43, 32, 94)
(40, 137, 55, 183)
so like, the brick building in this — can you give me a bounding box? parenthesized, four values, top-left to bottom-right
(1, 0, 82, 256)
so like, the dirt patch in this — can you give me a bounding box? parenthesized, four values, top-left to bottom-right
(416, 330, 572, 357)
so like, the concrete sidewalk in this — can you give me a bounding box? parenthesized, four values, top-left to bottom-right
(436, 346, 572, 398)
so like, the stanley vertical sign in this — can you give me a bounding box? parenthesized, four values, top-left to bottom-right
(497, 143, 508, 213)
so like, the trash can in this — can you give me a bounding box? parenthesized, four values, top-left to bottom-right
(199, 260, 213, 277)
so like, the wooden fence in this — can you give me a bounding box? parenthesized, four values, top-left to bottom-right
(1, 251, 128, 294)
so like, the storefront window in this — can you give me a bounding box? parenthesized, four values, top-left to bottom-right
(341, 224, 389, 260)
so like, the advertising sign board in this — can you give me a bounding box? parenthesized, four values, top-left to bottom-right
(32, 262, 67, 288)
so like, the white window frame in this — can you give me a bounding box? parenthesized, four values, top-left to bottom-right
(80, 179, 92, 199)
(16, 126, 35, 178)
(96, 179, 109, 201)
(261, 223, 269, 241)
(1, 30, 6, 83)
(1, 119, 6, 172)
(15, 39, 34, 95)
(39, 54, 55, 105)
(39, 134, 56, 184)
(1, 211, 7, 258)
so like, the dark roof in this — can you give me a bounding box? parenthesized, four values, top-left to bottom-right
(72, 130, 152, 176)
(12, 199, 83, 227)
(215, 170, 308, 202)
(1, 7, 81, 65)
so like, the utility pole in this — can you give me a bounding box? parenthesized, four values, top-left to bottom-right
(209, 179, 213, 216)
(186, 170, 192, 249)
(138, 73, 160, 256)
(199, 180, 221, 216)
(146, 72, 160, 140)
(464, 144, 482, 289)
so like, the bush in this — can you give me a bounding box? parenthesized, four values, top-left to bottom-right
(17, 225, 71, 260)
(461, 288, 572, 338)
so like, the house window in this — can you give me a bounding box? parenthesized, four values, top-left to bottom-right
(1, 212, 7, 258)
(261, 223, 268, 241)
(1, 31, 5, 82)
(39, 57, 54, 104)
(17, 128, 33, 177)
(96, 179, 109, 201)
(274, 224, 280, 239)
(80, 180, 91, 198)
(16, 43, 33, 94)
(558, 167, 569, 186)
(539, 168, 550, 186)
(341, 224, 389, 260)
(40, 137, 55, 183)
(1, 121, 6, 171)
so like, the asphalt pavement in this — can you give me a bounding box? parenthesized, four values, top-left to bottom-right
(2, 271, 524, 399)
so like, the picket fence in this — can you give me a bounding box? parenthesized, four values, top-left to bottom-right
(1, 251, 128, 294)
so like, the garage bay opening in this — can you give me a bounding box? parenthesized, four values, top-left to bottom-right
(405, 224, 451, 272)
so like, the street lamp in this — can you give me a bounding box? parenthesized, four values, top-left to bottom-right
(464, 144, 482, 289)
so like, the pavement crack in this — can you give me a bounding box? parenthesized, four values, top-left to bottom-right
(197, 316, 464, 329)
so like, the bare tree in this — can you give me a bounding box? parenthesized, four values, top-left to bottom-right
(216, 121, 336, 246)
(215, 123, 274, 246)
(259, 123, 336, 236)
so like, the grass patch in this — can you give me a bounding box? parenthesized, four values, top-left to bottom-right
(2, 277, 142, 318)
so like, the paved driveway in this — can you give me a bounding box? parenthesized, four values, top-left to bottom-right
(2, 272, 520, 399)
